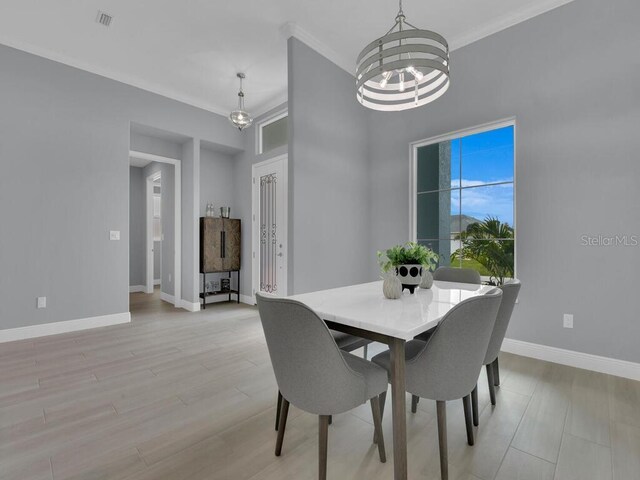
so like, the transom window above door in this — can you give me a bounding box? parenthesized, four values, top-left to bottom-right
(412, 121, 515, 285)
(258, 111, 288, 154)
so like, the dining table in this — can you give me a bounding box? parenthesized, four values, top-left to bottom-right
(288, 279, 494, 480)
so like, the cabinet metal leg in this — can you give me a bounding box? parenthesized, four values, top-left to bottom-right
(202, 273, 206, 310)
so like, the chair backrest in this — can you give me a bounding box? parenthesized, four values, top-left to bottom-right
(406, 288, 502, 401)
(484, 279, 521, 365)
(255, 293, 367, 415)
(433, 266, 481, 284)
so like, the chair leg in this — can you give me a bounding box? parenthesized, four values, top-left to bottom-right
(411, 394, 419, 414)
(486, 364, 496, 406)
(436, 400, 448, 480)
(370, 396, 387, 462)
(275, 398, 290, 456)
(363, 344, 368, 360)
(373, 390, 387, 444)
(462, 395, 474, 446)
(319, 415, 330, 480)
(471, 385, 479, 427)
(275, 391, 282, 431)
(493, 358, 500, 386)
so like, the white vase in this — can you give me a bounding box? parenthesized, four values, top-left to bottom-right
(382, 274, 402, 299)
(396, 264, 423, 294)
(420, 270, 434, 289)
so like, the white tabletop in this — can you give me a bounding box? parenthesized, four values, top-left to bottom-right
(288, 280, 494, 341)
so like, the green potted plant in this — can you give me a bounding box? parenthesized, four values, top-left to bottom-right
(377, 242, 439, 294)
(451, 217, 514, 285)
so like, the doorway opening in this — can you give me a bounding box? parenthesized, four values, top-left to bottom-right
(252, 154, 288, 297)
(129, 150, 182, 308)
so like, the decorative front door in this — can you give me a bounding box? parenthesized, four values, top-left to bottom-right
(253, 156, 287, 296)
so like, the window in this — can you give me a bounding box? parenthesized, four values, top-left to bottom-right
(413, 121, 515, 284)
(258, 111, 287, 154)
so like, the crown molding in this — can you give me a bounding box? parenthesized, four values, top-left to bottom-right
(252, 89, 288, 119)
(281, 0, 576, 78)
(0, 36, 230, 117)
(280, 22, 353, 75)
(448, 0, 576, 50)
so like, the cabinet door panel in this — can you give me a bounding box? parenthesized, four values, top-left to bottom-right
(200, 218, 224, 272)
(223, 219, 241, 271)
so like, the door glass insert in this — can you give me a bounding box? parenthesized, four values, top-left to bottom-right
(260, 173, 278, 293)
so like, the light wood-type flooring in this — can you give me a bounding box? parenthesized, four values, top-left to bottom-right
(1, 289, 639, 479)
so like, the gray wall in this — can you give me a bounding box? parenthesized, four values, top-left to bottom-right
(143, 162, 175, 297)
(0, 43, 242, 330)
(129, 166, 146, 286)
(200, 147, 235, 218)
(366, 0, 640, 363)
(288, 38, 371, 294)
(130, 134, 183, 160)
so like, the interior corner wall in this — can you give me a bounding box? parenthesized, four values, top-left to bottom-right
(366, 0, 640, 363)
(0, 43, 242, 332)
(288, 38, 372, 294)
(129, 166, 146, 286)
(181, 139, 200, 305)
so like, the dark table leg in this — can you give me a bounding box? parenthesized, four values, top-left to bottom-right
(390, 337, 408, 480)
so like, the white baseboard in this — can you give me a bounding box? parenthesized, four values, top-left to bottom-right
(160, 291, 201, 312)
(160, 291, 175, 305)
(501, 338, 640, 382)
(0, 312, 131, 343)
(180, 300, 201, 312)
(154, 279, 161, 286)
(240, 294, 255, 305)
(129, 285, 145, 293)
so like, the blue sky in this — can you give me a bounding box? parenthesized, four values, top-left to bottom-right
(451, 126, 514, 226)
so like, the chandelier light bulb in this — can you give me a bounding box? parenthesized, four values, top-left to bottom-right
(380, 71, 391, 88)
(398, 72, 405, 92)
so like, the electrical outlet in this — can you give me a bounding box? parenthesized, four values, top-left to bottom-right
(110, 230, 120, 241)
(37, 297, 47, 309)
(563, 314, 573, 328)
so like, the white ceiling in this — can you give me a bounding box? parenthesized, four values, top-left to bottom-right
(0, 0, 573, 117)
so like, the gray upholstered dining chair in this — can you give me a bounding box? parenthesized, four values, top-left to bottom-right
(471, 279, 521, 424)
(413, 266, 482, 411)
(432, 266, 482, 284)
(256, 293, 387, 480)
(372, 288, 503, 480)
(275, 331, 371, 429)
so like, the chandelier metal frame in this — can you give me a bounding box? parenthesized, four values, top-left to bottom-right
(356, 0, 450, 111)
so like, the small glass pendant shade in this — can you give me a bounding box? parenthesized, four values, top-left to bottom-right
(229, 106, 253, 130)
(229, 73, 253, 130)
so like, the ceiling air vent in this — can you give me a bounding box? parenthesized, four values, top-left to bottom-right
(95, 11, 113, 27)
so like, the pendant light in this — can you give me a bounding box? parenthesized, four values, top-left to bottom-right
(356, 0, 450, 111)
(229, 73, 253, 130)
